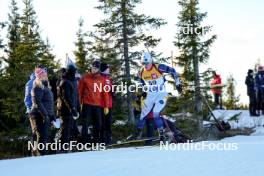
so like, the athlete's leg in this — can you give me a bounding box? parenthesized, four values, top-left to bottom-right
(137, 93, 155, 129)
(152, 93, 168, 129)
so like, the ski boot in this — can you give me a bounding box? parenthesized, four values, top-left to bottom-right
(127, 129, 143, 140)
(158, 129, 166, 143)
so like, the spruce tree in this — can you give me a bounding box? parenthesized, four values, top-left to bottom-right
(0, 22, 5, 50)
(224, 74, 240, 109)
(0, 22, 5, 65)
(95, 0, 166, 122)
(7, 0, 20, 57)
(74, 17, 90, 74)
(174, 0, 216, 130)
(0, 0, 24, 123)
(18, 0, 43, 70)
(39, 38, 59, 76)
(1, 0, 56, 124)
(4, 0, 21, 76)
(0, 22, 5, 124)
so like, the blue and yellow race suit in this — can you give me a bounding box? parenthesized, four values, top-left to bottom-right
(137, 63, 180, 130)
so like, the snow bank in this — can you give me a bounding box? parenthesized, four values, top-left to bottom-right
(211, 110, 264, 129)
(0, 110, 263, 176)
(0, 133, 264, 176)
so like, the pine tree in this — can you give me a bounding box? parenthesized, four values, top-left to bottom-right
(95, 0, 166, 123)
(224, 74, 240, 109)
(174, 0, 216, 130)
(0, 22, 7, 130)
(0, 0, 56, 124)
(74, 17, 90, 74)
(39, 38, 59, 76)
(0, 0, 24, 123)
(18, 0, 43, 70)
(3, 0, 21, 76)
(0, 22, 5, 68)
(0, 22, 5, 50)
(7, 0, 20, 56)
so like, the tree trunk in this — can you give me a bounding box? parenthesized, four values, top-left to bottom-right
(190, 2, 203, 131)
(193, 53, 203, 131)
(121, 0, 135, 123)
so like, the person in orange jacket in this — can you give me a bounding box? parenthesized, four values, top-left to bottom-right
(211, 71, 222, 109)
(78, 60, 109, 143)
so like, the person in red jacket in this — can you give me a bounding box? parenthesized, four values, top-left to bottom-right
(211, 71, 222, 109)
(100, 63, 114, 145)
(78, 60, 109, 143)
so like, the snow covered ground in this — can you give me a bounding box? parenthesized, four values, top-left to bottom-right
(211, 110, 264, 129)
(0, 111, 264, 176)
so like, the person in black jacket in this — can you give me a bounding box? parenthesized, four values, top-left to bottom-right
(245, 69, 258, 116)
(57, 65, 79, 151)
(255, 66, 264, 115)
(30, 67, 55, 156)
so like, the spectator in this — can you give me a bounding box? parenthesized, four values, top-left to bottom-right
(57, 65, 79, 152)
(24, 64, 47, 114)
(30, 67, 55, 156)
(211, 71, 223, 109)
(78, 60, 109, 143)
(100, 63, 114, 145)
(255, 66, 264, 115)
(245, 69, 258, 116)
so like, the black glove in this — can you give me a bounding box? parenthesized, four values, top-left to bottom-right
(176, 84, 182, 93)
(141, 92, 147, 98)
(49, 114, 56, 122)
(71, 109, 78, 117)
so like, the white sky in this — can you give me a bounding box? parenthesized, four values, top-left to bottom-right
(1, 0, 264, 104)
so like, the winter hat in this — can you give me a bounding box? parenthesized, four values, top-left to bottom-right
(92, 60, 101, 69)
(67, 64, 77, 74)
(35, 67, 47, 79)
(248, 69, 253, 74)
(100, 63, 109, 72)
(258, 65, 263, 71)
(66, 64, 76, 80)
(36, 64, 47, 73)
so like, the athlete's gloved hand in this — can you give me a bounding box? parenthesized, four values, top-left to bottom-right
(176, 84, 182, 93)
(104, 108, 109, 115)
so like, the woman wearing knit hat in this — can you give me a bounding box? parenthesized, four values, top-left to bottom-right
(24, 64, 47, 114)
(29, 67, 57, 156)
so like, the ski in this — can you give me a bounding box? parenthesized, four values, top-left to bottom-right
(107, 137, 160, 148)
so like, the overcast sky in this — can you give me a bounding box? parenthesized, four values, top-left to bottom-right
(1, 0, 264, 104)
